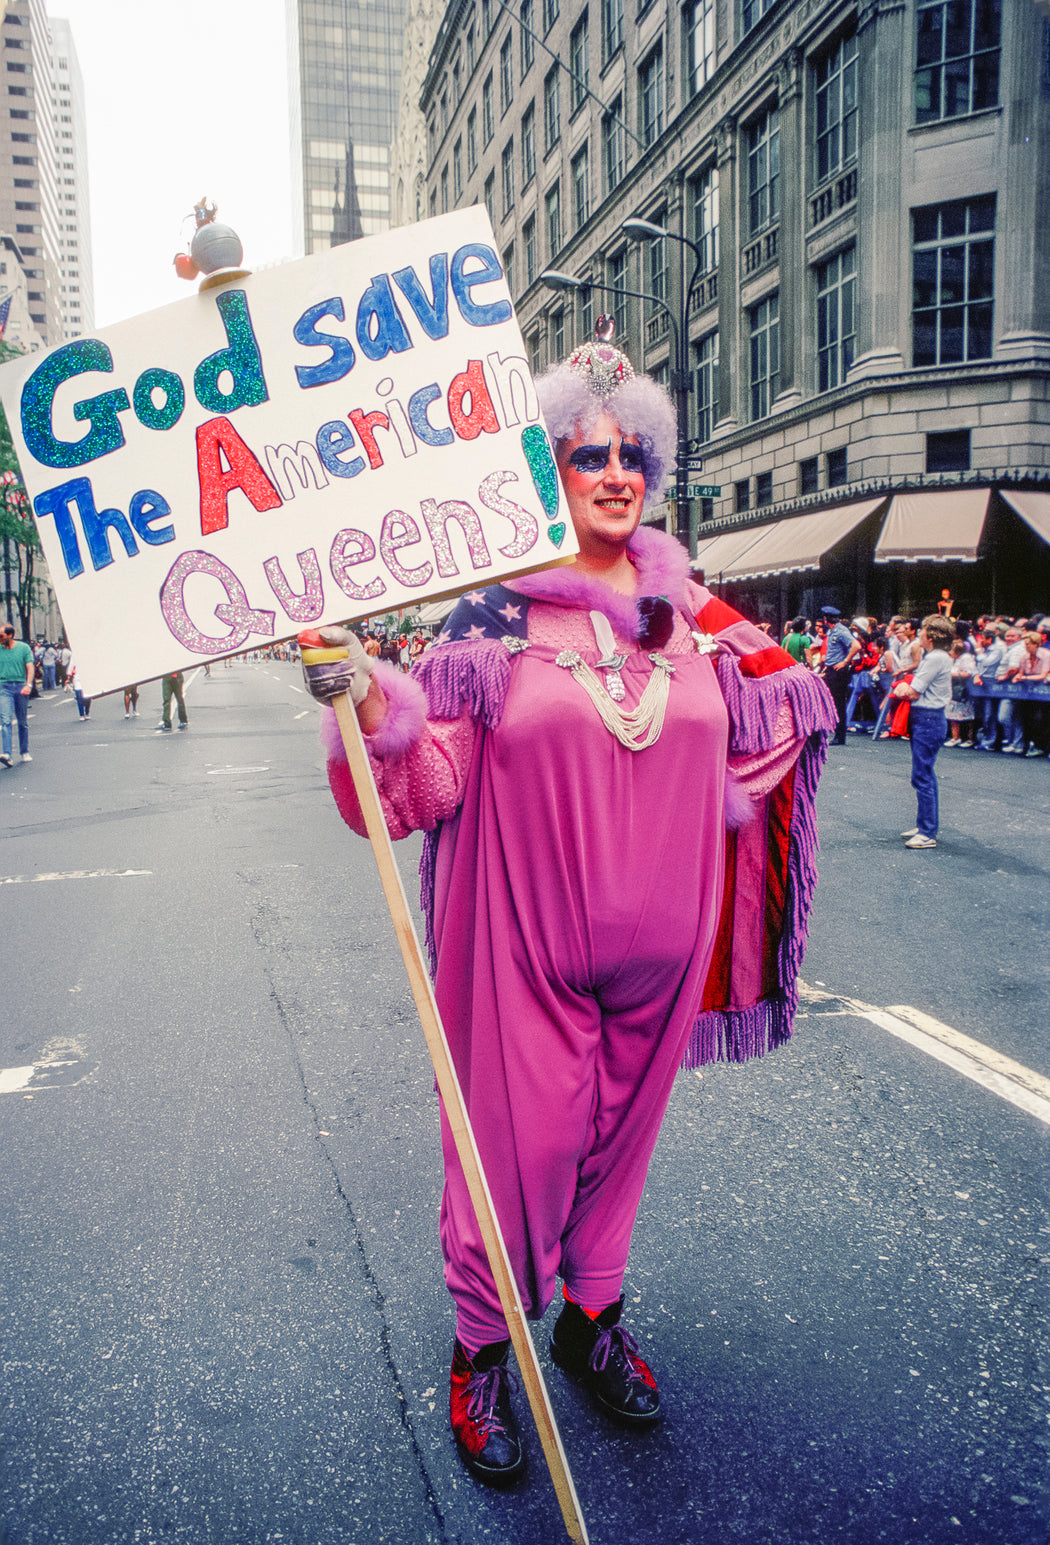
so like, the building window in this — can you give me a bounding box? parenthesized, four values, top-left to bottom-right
(926, 429, 971, 472)
(484, 170, 496, 221)
(544, 66, 561, 150)
(502, 139, 515, 216)
(735, 479, 751, 513)
(441, 92, 449, 133)
(430, 189, 438, 218)
(915, 0, 1001, 124)
(826, 447, 848, 486)
(482, 0, 492, 33)
(550, 306, 565, 361)
(799, 456, 819, 494)
(453, 59, 461, 107)
(749, 292, 780, 419)
(639, 45, 664, 146)
(601, 0, 624, 61)
(686, 0, 716, 95)
(572, 145, 590, 229)
(816, 245, 856, 391)
(741, 0, 774, 33)
(748, 107, 779, 235)
(570, 11, 589, 112)
(467, 23, 476, 73)
(467, 107, 478, 173)
(693, 331, 719, 443)
(527, 328, 542, 372)
(522, 102, 536, 184)
(756, 470, 773, 506)
(543, 0, 559, 31)
(608, 247, 629, 313)
(453, 138, 463, 201)
(524, 214, 537, 286)
(482, 73, 494, 143)
(814, 30, 857, 184)
(521, 0, 535, 72)
(546, 181, 562, 256)
(689, 164, 719, 274)
(439, 165, 448, 213)
(646, 221, 667, 322)
(500, 33, 514, 113)
(912, 196, 995, 365)
(602, 98, 625, 194)
(580, 279, 594, 339)
(503, 242, 516, 297)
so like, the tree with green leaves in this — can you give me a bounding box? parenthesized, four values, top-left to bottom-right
(0, 337, 45, 639)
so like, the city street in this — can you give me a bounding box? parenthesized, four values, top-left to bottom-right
(0, 662, 1046, 1545)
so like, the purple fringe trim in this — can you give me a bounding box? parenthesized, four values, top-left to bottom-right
(681, 731, 829, 1067)
(716, 656, 837, 756)
(413, 638, 513, 728)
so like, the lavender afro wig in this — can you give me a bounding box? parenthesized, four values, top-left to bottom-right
(534, 361, 678, 509)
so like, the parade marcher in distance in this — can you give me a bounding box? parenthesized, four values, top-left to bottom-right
(301, 330, 837, 1487)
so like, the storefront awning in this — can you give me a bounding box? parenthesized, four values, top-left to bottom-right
(874, 489, 990, 563)
(692, 524, 772, 579)
(701, 498, 885, 582)
(1000, 490, 1050, 547)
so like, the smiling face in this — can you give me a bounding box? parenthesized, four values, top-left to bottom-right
(557, 410, 647, 561)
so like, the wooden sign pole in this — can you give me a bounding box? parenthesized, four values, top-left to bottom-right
(330, 691, 590, 1545)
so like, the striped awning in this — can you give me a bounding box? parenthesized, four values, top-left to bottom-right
(696, 498, 884, 582)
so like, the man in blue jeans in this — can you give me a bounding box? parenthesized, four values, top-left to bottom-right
(0, 624, 34, 767)
(891, 614, 954, 849)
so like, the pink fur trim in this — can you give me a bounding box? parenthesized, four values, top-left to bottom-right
(318, 660, 427, 766)
(508, 526, 691, 641)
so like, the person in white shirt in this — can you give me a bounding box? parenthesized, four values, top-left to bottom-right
(892, 614, 954, 849)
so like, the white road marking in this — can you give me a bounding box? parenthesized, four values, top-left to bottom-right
(0, 868, 151, 886)
(206, 765, 270, 775)
(294, 710, 309, 720)
(799, 983, 1050, 1127)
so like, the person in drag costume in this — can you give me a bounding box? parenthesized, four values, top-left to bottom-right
(303, 333, 837, 1486)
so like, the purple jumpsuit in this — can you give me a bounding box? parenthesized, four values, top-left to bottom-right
(323, 528, 830, 1350)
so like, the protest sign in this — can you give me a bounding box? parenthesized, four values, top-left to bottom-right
(0, 208, 573, 695)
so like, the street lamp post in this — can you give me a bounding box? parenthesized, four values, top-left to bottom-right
(621, 217, 708, 555)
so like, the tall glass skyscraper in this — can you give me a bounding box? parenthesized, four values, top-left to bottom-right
(287, 0, 408, 256)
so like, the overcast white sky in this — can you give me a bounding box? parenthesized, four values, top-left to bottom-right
(52, 0, 295, 327)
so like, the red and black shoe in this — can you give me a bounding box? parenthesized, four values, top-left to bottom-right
(450, 1338, 525, 1486)
(550, 1295, 661, 1425)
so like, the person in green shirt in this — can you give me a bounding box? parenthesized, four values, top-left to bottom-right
(0, 624, 34, 766)
(781, 617, 814, 666)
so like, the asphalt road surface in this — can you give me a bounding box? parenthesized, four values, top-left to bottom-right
(1, 664, 1046, 1545)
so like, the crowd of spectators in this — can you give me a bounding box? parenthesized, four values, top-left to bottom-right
(782, 609, 1050, 757)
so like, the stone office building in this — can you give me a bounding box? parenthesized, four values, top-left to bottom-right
(418, 0, 1049, 622)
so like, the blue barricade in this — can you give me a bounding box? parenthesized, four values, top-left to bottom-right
(967, 680, 1050, 701)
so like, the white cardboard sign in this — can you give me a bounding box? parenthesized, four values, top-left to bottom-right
(0, 208, 573, 695)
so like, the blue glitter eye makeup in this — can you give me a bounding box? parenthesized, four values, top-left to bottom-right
(567, 439, 644, 475)
(568, 441, 612, 473)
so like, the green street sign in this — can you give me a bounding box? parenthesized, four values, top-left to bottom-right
(684, 484, 722, 498)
